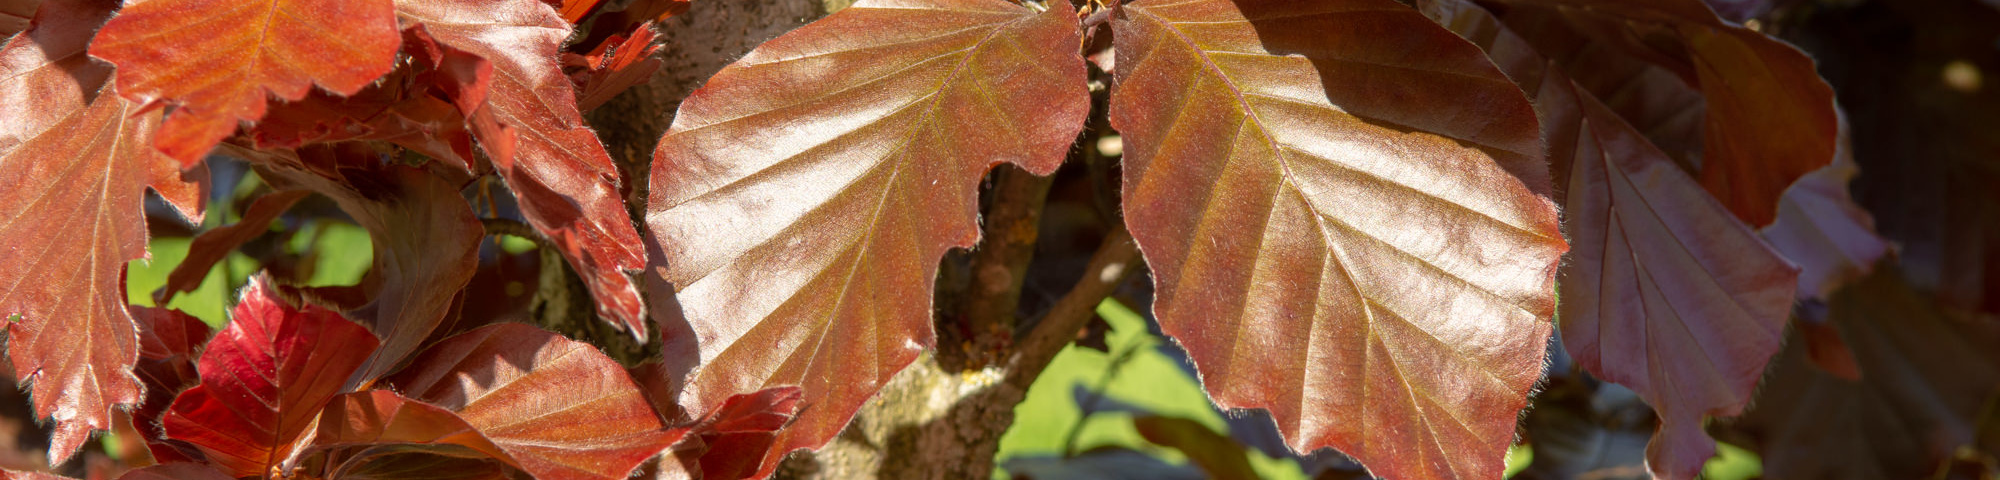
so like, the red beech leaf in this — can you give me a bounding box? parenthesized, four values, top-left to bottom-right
(671, 386, 803, 480)
(326, 445, 512, 480)
(159, 190, 311, 304)
(399, 0, 650, 337)
(162, 280, 381, 478)
(382, 323, 680, 480)
(248, 27, 495, 172)
(0, 0, 202, 464)
(1421, 1, 1797, 476)
(252, 154, 484, 385)
(112, 463, 234, 480)
(129, 307, 211, 464)
(1725, 265, 2000, 479)
(314, 390, 512, 463)
(87, 0, 402, 164)
(1489, 0, 1840, 226)
(1107, 1, 1562, 478)
(568, 23, 662, 112)
(646, 0, 1087, 475)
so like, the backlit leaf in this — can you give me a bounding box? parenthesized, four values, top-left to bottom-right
(1108, 1, 1563, 479)
(646, 0, 1087, 475)
(1488, 0, 1840, 226)
(162, 280, 381, 478)
(88, 0, 402, 164)
(397, 0, 651, 337)
(567, 22, 662, 112)
(383, 323, 679, 480)
(0, 0, 202, 464)
(1421, 1, 1798, 476)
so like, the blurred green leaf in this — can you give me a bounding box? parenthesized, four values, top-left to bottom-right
(1703, 442, 1762, 480)
(996, 298, 1307, 480)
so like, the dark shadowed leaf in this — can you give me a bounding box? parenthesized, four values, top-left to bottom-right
(397, 0, 651, 336)
(1723, 264, 2000, 479)
(1133, 416, 1259, 480)
(314, 390, 512, 463)
(129, 307, 211, 464)
(87, 0, 402, 164)
(647, 0, 1087, 475)
(1421, 1, 1798, 476)
(1488, 0, 1839, 226)
(0, 0, 203, 464)
(113, 463, 235, 480)
(163, 280, 380, 478)
(252, 152, 484, 385)
(160, 190, 311, 304)
(327, 446, 512, 480)
(1107, 1, 1563, 478)
(383, 323, 679, 480)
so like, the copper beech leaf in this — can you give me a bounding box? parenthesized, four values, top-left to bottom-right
(87, 0, 402, 164)
(646, 0, 1087, 474)
(1488, 0, 1840, 226)
(382, 323, 679, 480)
(397, 0, 650, 337)
(0, 0, 202, 464)
(1421, 1, 1798, 476)
(327, 446, 512, 480)
(667, 386, 804, 480)
(1107, 1, 1565, 479)
(161, 280, 381, 478)
(314, 390, 513, 464)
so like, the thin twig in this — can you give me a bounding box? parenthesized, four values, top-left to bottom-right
(957, 166, 1058, 367)
(1004, 225, 1141, 391)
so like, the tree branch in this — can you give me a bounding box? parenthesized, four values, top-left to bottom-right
(952, 165, 1057, 370)
(1005, 224, 1140, 391)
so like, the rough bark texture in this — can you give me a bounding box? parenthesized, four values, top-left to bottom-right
(587, 0, 828, 216)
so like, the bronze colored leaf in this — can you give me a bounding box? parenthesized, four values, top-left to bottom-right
(1421, 1, 1798, 476)
(1490, 0, 1840, 226)
(382, 323, 679, 480)
(0, 0, 201, 464)
(646, 0, 1087, 475)
(1108, 1, 1564, 479)
(88, 0, 403, 164)
(397, 0, 651, 337)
